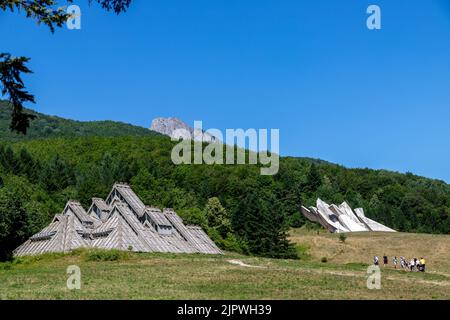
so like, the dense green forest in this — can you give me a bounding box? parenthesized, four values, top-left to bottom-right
(0, 100, 157, 140)
(0, 102, 449, 260)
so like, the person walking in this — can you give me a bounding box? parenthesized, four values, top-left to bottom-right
(410, 258, 415, 271)
(416, 258, 422, 272)
(400, 257, 405, 270)
(374, 255, 379, 266)
(393, 256, 398, 269)
(420, 257, 426, 272)
(383, 255, 388, 267)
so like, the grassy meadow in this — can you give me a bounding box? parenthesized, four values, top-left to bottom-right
(1, 229, 449, 300)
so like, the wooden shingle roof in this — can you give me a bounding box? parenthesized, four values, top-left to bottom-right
(14, 183, 222, 256)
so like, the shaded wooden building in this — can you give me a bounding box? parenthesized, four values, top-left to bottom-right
(14, 183, 222, 256)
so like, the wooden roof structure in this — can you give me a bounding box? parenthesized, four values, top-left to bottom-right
(14, 183, 222, 256)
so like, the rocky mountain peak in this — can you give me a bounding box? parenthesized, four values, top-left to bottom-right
(150, 117, 217, 143)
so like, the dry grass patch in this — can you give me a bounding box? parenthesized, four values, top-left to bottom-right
(1, 231, 449, 300)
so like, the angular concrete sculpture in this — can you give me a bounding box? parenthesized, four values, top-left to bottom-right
(301, 199, 396, 233)
(14, 183, 222, 256)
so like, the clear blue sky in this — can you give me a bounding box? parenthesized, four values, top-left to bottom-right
(1, 0, 450, 181)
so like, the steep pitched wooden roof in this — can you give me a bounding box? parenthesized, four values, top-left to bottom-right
(14, 214, 90, 256)
(64, 201, 97, 227)
(145, 207, 172, 227)
(163, 209, 222, 254)
(14, 183, 222, 256)
(91, 206, 150, 252)
(105, 183, 146, 218)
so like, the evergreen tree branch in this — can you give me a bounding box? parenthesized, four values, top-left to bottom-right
(0, 0, 133, 134)
(0, 53, 37, 134)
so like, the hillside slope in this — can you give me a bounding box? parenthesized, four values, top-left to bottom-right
(0, 105, 449, 261)
(290, 228, 450, 270)
(2, 135, 449, 234)
(0, 100, 157, 141)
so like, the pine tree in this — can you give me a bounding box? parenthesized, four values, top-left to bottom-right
(304, 163, 322, 194)
(0, 145, 18, 173)
(18, 148, 37, 180)
(99, 152, 117, 187)
(235, 189, 297, 259)
(39, 154, 74, 192)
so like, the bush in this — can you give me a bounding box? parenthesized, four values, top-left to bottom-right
(0, 262, 13, 270)
(208, 229, 247, 253)
(221, 233, 246, 253)
(321, 256, 328, 263)
(288, 212, 304, 228)
(339, 233, 347, 243)
(304, 220, 322, 231)
(296, 244, 311, 260)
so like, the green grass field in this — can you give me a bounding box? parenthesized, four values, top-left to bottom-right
(1, 230, 449, 300)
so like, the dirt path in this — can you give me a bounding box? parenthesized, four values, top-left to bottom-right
(226, 259, 450, 287)
(227, 259, 266, 268)
(293, 266, 450, 287)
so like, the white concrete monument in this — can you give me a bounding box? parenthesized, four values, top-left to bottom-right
(301, 199, 396, 233)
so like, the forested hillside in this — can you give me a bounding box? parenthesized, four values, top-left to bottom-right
(0, 100, 157, 140)
(0, 103, 449, 261)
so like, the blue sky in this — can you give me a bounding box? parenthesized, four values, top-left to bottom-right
(1, 0, 450, 181)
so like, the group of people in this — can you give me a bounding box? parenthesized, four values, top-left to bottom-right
(373, 255, 426, 272)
